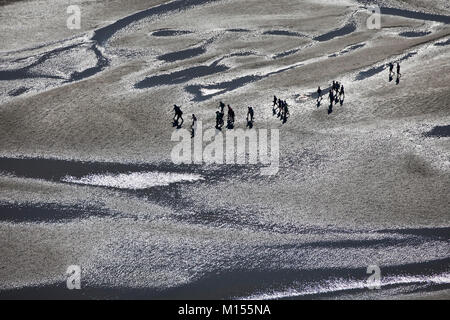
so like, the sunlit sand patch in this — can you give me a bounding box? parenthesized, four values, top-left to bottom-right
(240, 272, 450, 300)
(62, 172, 204, 190)
(201, 88, 224, 96)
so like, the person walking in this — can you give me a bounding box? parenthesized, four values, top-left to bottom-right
(173, 104, 184, 127)
(191, 114, 197, 138)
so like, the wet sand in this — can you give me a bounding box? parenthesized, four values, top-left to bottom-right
(0, 0, 449, 299)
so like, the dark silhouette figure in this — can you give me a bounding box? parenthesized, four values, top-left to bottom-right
(282, 102, 290, 124)
(328, 90, 334, 114)
(277, 99, 283, 118)
(278, 100, 283, 119)
(247, 107, 254, 129)
(219, 101, 225, 113)
(173, 104, 184, 128)
(273, 96, 278, 115)
(339, 85, 345, 106)
(216, 111, 224, 130)
(227, 105, 235, 129)
(396, 62, 401, 85)
(335, 81, 340, 95)
(317, 86, 322, 107)
(191, 114, 197, 138)
(389, 62, 394, 82)
(247, 106, 254, 122)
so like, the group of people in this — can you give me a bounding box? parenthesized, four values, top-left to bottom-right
(316, 80, 345, 114)
(175, 78, 353, 131)
(214, 101, 255, 130)
(176, 81, 347, 131)
(174, 61, 405, 127)
(389, 62, 401, 84)
(173, 101, 256, 138)
(272, 96, 290, 123)
(215, 101, 236, 130)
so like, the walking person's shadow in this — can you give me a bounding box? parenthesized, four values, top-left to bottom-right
(173, 119, 183, 129)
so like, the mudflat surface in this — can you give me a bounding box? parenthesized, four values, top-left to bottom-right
(0, 0, 449, 299)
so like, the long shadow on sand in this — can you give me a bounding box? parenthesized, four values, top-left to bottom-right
(151, 29, 193, 37)
(157, 46, 206, 62)
(380, 6, 450, 24)
(0, 203, 110, 223)
(399, 31, 432, 38)
(135, 61, 229, 89)
(0, 157, 209, 182)
(185, 64, 301, 101)
(1, 257, 448, 300)
(355, 52, 417, 81)
(92, 0, 221, 45)
(423, 125, 450, 138)
(435, 39, 450, 46)
(0, 43, 80, 81)
(0, 43, 109, 93)
(313, 23, 356, 42)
